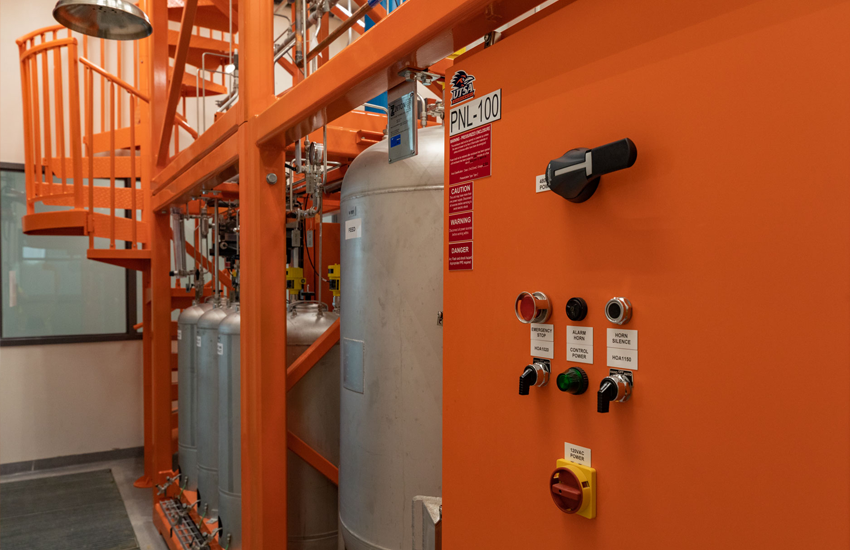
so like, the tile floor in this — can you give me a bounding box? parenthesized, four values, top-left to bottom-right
(0, 457, 168, 550)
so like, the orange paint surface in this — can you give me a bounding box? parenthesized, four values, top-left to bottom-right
(443, 1, 850, 548)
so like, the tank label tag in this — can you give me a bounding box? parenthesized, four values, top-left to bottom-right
(607, 348, 638, 370)
(448, 241, 473, 271)
(196, 335, 201, 348)
(568, 344, 594, 365)
(345, 218, 362, 240)
(448, 212, 473, 243)
(449, 124, 492, 185)
(536, 174, 550, 193)
(568, 326, 593, 345)
(607, 329, 638, 350)
(177, 329, 182, 340)
(448, 182, 474, 214)
(531, 323, 554, 342)
(565, 443, 592, 467)
(217, 342, 223, 356)
(531, 340, 554, 359)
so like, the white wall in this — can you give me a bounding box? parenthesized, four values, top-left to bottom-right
(0, 341, 144, 464)
(0, 0, 145, 465)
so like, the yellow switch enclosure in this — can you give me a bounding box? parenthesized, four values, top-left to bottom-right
(556, 458, 597, 520)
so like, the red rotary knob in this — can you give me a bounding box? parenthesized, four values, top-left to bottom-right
(549, 467, 583, 513)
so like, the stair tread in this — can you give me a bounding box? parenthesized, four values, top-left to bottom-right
(168, 1, 238, 34)
(168, 30, 237, 69)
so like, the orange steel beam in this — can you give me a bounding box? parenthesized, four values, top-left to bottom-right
(156, 0, 198, 166)
(254, 0, 545, 147)
(153, 131, 239, 210)
(286, 318, 340, 391)
(237, 0, 280, 546)
(287, 431, 339, 486)
(149, 0, 175, 496)
(152, 104, 241, 194)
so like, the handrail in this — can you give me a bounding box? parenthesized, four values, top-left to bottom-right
(20, 37, 77, 61)
(15, 25, 67, 46)
(80, 57, 150, 102)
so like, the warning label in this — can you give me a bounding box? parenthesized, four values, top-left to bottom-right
(449, 124, 492, 185)
(448, 182, 473, 214)
(448, 241, 473, 271)
(448, 212, 473, 243)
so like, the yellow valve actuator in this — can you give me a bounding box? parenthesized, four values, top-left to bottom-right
(286, 267, 305, 292)
(328, 264, 341, 297)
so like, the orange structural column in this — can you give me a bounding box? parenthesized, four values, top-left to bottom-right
(237, 0, 280, 548)
(148, 0, 174, 494)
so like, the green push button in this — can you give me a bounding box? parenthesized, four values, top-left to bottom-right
(556, 367, 589, 395)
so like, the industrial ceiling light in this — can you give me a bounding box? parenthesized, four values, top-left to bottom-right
(53, 0, 152, 40)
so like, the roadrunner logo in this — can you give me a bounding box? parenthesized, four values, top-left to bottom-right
(450, 71, 476, 106)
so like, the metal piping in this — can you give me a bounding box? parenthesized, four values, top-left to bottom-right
(214, 198, 220, 303)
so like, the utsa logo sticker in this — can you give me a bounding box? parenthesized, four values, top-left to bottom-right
(450, 70, 476, 106)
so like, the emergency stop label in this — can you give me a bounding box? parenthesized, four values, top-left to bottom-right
(449, 124, 492, 185)
(564, 442, 592, 467)
(531, 323, 554, 342)
(448, 242, 473, 271)
(448, 182, 473, 214)
(448, 212, 473, 243)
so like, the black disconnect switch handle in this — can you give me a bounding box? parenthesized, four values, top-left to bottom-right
(545, 138, 637, 203)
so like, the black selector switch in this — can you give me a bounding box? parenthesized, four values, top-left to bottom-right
(565, 297, 588, 321)
(545, 138, 637, 202)
(519, 362, 550, 395)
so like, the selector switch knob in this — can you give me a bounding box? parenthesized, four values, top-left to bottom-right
(597, 373, 632, 413)
(514, 291, 552, 324)
(519, 362, 550, 395)
(565, 297, 588, 321)
(556, 367, 589, 395)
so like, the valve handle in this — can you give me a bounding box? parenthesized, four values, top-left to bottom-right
(545, 138, 637, 203)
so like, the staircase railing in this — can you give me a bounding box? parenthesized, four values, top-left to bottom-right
(17, 26, 198, 251)
(17, 26, 83, 215)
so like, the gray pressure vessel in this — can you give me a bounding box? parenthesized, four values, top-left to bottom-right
(197, 301, 235, 519)
(286, 301, 340, 550)
(218, 306, 241, 550)
(177, 301, 213, 491)
(339, 126, 444, 550)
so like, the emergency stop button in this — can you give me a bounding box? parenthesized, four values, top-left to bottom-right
(514, 291, 552, 324)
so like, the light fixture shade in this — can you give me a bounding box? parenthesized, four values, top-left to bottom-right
(53, 0, 152, 41)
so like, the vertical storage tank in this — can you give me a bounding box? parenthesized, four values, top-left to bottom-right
(177, 301, 213, 491)
(218, 306, 241, 550)
(286, 301, 340, 550)
(339, 126, 444, 550)
(197, 301, 235, 518)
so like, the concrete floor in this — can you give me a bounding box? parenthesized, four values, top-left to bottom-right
(0, 456, 168, 550)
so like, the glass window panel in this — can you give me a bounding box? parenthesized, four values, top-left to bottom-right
(1, 170, 127, 338)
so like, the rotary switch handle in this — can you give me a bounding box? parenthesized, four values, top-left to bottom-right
(549, 467, 584, 513)
(597, 373, 632, 413)
(519, 362, 550, 395)
(545, 138, 637, 203)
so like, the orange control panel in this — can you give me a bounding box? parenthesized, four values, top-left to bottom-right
(442, 0, 850, 548)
